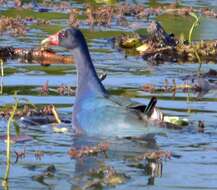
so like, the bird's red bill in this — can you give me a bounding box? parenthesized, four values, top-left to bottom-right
(41, 32, 60, 46)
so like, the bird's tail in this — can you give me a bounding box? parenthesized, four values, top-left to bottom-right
(144, 96, 157, 117)
(145, 96, 164, 121)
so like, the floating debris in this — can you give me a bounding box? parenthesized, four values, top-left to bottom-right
(40, 82, 75, 96)
(86, 165, 128, 187)
(118, 33, 141, 48)
(68, 143, 109, 159)
(164, 116, 189, 126)
(52, 125, 68, 133)
(0, 16, 27, 36)
(117, 21, 217, 63)
(0, 47, 73, 64)
(76, 164, 129, 189)
(1, 104, 53, 119)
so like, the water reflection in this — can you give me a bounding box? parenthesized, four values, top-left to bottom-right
(68, 134, 166, 188)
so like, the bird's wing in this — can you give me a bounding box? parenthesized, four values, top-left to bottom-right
(109, 95, 145, 109)
(109, 95, 162, 120)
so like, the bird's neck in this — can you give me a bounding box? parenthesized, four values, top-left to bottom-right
(71, 44, 107, 103)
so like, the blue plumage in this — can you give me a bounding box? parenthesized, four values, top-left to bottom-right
(42, 28, 163, 138)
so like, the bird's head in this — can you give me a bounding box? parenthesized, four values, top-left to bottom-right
(41, 28, 84, 50)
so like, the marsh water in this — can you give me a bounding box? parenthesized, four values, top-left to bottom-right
(1, 0, 217, 189)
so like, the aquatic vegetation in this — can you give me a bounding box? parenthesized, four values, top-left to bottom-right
(0, 47, 73, 64)
(143, 79, 200, 94)
(0, 16, 27, 36)
(116, 21, 217, 63)
(117, 33, 141, 48)
(68, 143, 109, 159)
(134, 150, 172, 161)
(68, 8, 80, 28)
(1, 8, 68, 20)
(85, 5, 114, 28)
(2, 95, 18, 187)
(51, 105, 61, 124)
(0, 103, 54, 119)
(0, 15, 53, 37)
(56, 83, 76, 96)
(81, 164, 128, 188)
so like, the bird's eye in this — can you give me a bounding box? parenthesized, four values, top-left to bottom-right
(59, 32, 64, 39)
(59, 31, 67, 39)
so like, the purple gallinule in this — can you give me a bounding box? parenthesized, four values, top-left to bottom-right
(41, 28, 163, 138)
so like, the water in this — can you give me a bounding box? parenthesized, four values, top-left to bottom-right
(1, 0, 217, 189)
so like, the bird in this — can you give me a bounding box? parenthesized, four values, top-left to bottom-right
(41, 28, 164, 138)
